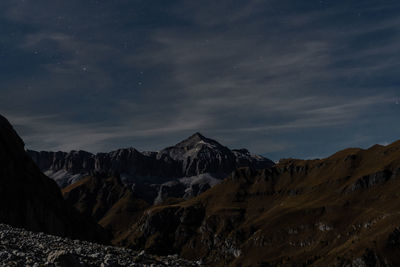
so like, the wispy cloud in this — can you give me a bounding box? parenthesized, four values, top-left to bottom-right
(0, 0, 399, 159)
(2, 111, 211, 152)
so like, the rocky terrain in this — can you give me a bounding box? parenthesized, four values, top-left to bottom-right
(125, 141, 400, 266)
(0, 223, 199, 266)
(28, 133, 274, 204)
(0, 114, 108, 243)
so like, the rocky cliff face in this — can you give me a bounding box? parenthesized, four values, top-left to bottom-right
(125, 141, 400, 266)
(157, 133, 238, 178)
(0, 114, 108, 243)
(28, 132, 274, 204)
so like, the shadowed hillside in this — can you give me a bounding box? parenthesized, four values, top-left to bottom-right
(0, 114, 109, 243)
(62, 174, 150, 244)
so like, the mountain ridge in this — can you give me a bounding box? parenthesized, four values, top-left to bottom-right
(123, 139, 400, 266)
(28, 132, 274, 204)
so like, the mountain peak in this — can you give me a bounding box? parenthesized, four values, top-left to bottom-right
(174, 132, 220, 149)
(188, 132, 206, 141)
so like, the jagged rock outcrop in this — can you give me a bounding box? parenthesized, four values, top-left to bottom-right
(28, 132, 274, 203)
(125, 141, 400, 266)
(0, 114, 108, 243)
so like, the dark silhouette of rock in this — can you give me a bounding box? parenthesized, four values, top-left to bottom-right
(47, 250, 82, 267)
(0, 114, 108, 243)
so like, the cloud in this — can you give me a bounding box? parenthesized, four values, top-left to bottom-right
(122, 2, 397, 134)
(0, 0, 399, 159)
(2, 110, 212, 152)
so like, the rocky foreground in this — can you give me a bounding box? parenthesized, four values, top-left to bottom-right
(0, 224, 200, 266)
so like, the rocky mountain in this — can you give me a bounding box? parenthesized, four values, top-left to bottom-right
(157, 133, 239, 178)
(28, 132, 274, 204)
(123, 141, 400, 266)
(0, 114, 108, 243)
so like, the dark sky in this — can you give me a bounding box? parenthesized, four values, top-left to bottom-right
(1, 0, 400, 161)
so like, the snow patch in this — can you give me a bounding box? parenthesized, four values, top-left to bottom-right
(44, 170, 86, 188)
(179, 173, 222, 187)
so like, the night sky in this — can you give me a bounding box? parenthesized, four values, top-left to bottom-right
(1, 0, 400, 161)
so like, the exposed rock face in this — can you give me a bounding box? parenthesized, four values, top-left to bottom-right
(346, 169, 394, 193)
(157, 133, 238, 177)
(28, 150, 95, 187)
(0, 223, 198, 266)
(125, 141, 400, 266)
(28, 132, 274, 203)
(0, 114, 108, 243)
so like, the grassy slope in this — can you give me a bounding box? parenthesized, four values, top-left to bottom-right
(125, 140, 400, 266)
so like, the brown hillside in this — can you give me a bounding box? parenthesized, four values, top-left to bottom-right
(123, 140, 400, 266)
(62, 175, 150, 244)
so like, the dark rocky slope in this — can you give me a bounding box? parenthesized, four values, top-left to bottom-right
(62, 174, 150, 244)
(28, 133, 274, 204)
(0, 114, 108, 243)
(125, 141, 400, 266)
